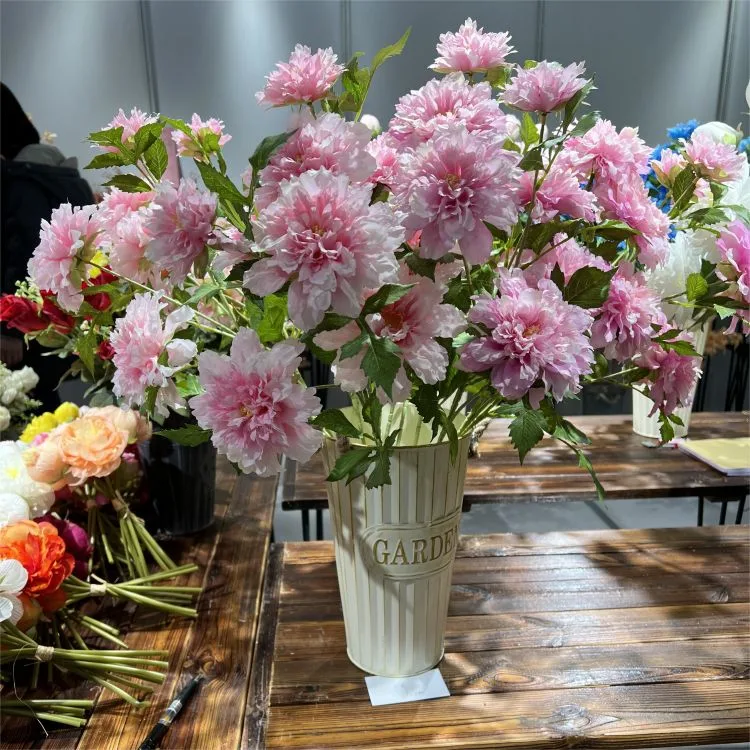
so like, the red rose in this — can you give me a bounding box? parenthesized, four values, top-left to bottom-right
(83, 271, 117, 312)
(0, 295, 47, 333)
(40, 292, 75, 334)
(97, 340, 115, 360)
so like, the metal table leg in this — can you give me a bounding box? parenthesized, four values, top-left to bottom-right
(736, 497, 746, 525)
(697, 496, 704, 527)
(301, 509, 310, 541)
(315, 509, 324, 540)
(719, 500, 728, 525)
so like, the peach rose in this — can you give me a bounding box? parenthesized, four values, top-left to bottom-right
(56, 414, 129, 485)
(82, 406, 152, 444)
(23, 433, 67, 490)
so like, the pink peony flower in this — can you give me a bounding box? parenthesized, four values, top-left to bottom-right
(144, 179, 217, 284)
(431, 18, 515, 74)
(366, 133, 401, 187)
(245, 169, 403, 331)
(255, 113, 375, 210)
(190, 328, 322, 475)
(635, 332, 701, 416)
(459, 269, 594, 406)
(210, 218, 253, 275)
(595, 175, 670, 268)
(519, 166, 599, 223)
(97, 188, 154, 234)
(716, 219, 750, 332)
(590, 265, 666, 361)
(110, 292, 197, 418)
(503, 61, 587, 113)
(102, 108, 157, 152)
(525, 234, 610, 284)
(28, 204, 101, 312)
(255, 45, 344, 107)
(684, 133, 746, 183)
(108, 210, 165, 289)
(388, 74, 514, 149)
(561, 119, 652, 182)
(172, 113, 232, 160)
(650, 149, 687, 186)
(392, 124, 521, 264)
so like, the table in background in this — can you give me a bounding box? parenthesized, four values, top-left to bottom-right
(248, 526, 750, 749)
(282, 412, 750, 539)
(2, 460, 275, 750)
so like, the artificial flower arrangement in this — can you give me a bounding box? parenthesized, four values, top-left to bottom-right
(0, 364, 41, 439)
(0, 19, 746, 481)
(0, 406, 199, 725)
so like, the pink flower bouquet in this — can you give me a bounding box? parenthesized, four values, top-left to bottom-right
(11, 21, 748, 491)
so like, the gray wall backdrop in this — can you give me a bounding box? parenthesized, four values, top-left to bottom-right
(2, 0, 748, 185)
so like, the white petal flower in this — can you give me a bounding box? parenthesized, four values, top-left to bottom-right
(0, 493, 31, 527)
(0, 406, 9, 432)
(0, 558, 28, 624)
(0, 442, 54, 516)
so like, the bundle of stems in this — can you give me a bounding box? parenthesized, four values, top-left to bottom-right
(0, 698, 95, 727)
(63, 565, 200, 618)
(0, 622, 169, 706)
(52, 608, 128, 649)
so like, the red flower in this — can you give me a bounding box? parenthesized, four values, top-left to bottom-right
(0, 295, 47, 333)
(40, 292, 75, 334)
(82, 271, 118, 312)
(97, 340, 115, 360)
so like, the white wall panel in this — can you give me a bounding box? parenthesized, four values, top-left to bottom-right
(0, 0, 151, 184)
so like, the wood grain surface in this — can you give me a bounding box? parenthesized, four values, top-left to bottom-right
(282, 412, 750, 510)
(252, 526, 750, 750)
(1, 460, 276, 750)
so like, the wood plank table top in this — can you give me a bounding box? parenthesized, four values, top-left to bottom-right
(282, 411, 750, 511)
(250, 526, 750, 750)
(2, 460, 276, 750)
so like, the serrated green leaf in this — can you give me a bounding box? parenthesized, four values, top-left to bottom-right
(714, 304, 735, 319)
(568, 111, 599, 137)
(256, 294, 287, 344)
(88, 126, 127, 151)
(249, 131, 295, 177)
(520, 113, 537, 146)
(563, 266, 613, 308)
(438, 411, 459, 463)
(523, 59, 538, 70)
(175, 372, 203, 398)
(133, 122, 165, 159)
(509, 409, 547, 463)
(659, 412, 675, 443)
(686, 272, 709, 301)
(404, 253, 438, 280)
(519, 146, 544, 171)
(362, 336, 402, 398)
(340, 331, 367, 361)
(662, 339, 700, 357)
(562, 80, 593, 129)
(311, 409, 362, 438)
(371, 27, 411, 73)
(725, 203, 750, 225)
(154, 425, 212, 446)
(485, 66, 510, 88)
(550, 263, 565, 292)
(103, 174, 152, 193)
(326, 446, 374, 483)
(76, 330, 97, 378)
(187, 283, 221, 305)
(195, 160, 245, 204)
(85, 151, 127, 170)
(553, 419, 591, 446)
(361, 283, 414, 316)
(366, 447, 392, 488)
(161, 116, 191, 136)
(575, 448, 605, 500)
(143, 138, 168, 180)
(412, 383, 440, 434)
(669, 165, 699, 215)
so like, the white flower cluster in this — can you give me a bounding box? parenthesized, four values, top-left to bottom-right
(0, 441, 55, 527)
(0, 364, 40, 433)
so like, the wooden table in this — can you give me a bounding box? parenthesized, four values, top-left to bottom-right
(282, 413, 750, 536)
(2, 461, 276, 750)
(249, 526, 750, 749)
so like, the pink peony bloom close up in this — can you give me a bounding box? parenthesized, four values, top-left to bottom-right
(431, 18, 515, 74)
(101, 108, 158, 152)
(460, 269, 594, 406)
(144, 179, 217, 284)
(366, 133, 401, 188)
(255, 113, 375, 210)
(210, 218, 254, 275)
(525, 234, 610, 284)
(519, 165, 599, 223)
(172, 113, 232, 160)
(245, 169, 403, 331)
(392, 124, 521, 264)
(388, 74, 514, 149)
(590, 265, 666, 362)
(190, 328, 322, 476)
(255, 45, 344, 107)
(108, 210, 166, 289)
(684, 133, 746, 183)
(503, 61, 587, 113)
(650, 149, 687, 186)
(110, 292, 197, 418)
(716, 219, 750, 332)
(28, 203, 101, 312)
(97, 188, 154, 234)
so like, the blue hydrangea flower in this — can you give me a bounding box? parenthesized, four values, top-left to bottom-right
(651, 143, 668, 162)
(666, 119, 699, 141)
(739, 137, 750, 155)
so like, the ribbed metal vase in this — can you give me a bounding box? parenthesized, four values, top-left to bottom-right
(321, 404, 470, 677)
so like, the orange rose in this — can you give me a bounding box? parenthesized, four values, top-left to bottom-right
(0, 520, 75, 600)
(82, 406, 152, 444)
(56, 414, 129, 485)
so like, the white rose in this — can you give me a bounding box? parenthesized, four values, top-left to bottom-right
(359, 114, 381, 134)
(0, 442, 54, 516)
(1, 389, 17, 406)
(0, 407, 9, 432)
(0, 492, 31, 527)
(692, 121, 741, 146)
(17, 367, 39, 392)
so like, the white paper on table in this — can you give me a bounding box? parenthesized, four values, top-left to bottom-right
(364, 669, 450, 707)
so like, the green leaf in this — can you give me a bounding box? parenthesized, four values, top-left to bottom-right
(103, 174, 152, 193)
(520, 113, 538, 146)
(174, 372, 203, 398)
(519, 146, 544, 171)
(725, 203, 750, 225)
(133, 122, 165, 159)
(411, 383, 440, 434)
(143, 138, 168, 180)
(370, 28, 411, 74)
(362, 336, 402, 398)
(154, 426, 212, 447)
(485, 66, 510, 88)
(575, 448, 605, 501)
(550, 263, 565, 292)
(249, 131, 295, 177)
(658, 412, 675, 443)
(76, 330, 97, 378)
(562, 80, 594, 130)
(686, 272, 709, 301)
(313, 312, 356, 333)
(661, 339, 700, 357)
(161, 116, 191, 136)
(195, 160, 245, 204)
(84, 151, 127, 170)
(187, 283, 222, 305)
(438, 411, 459, 463)
(340, 331, 367, 361)
(404, 253, 438, 280)
(341, 52, 369, 112)
(509, 409, 547, 464)
(686, 206, 728, 227)
(568, 111, 599, 137)
(311, 409, 362, 439)
(523, 59, 538, 69)
(563, 266, 613, 308)
(361, 283, 414, 316)
(88, 126, 127, 152)
(326, 446, 375, 483)
(366, 447, 393, 489)
(669, 165, 699, 215)
(144, 385, 158, 415)
(256, 294, 287, 344)
(714, 304, 735, 320)
(553, 419, 591, 446)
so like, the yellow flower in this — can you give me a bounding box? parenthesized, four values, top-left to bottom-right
(87, 250, 109, 279)
(19, 413, 59, 443)
(53, 402, 79, 424)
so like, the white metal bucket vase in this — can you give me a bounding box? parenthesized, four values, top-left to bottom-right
(321, 404, 470, 677)
(632, 322, 710, 439)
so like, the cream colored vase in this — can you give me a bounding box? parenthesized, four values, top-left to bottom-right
(321, 404, 470, 677)
(632, 323, 710, 439)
